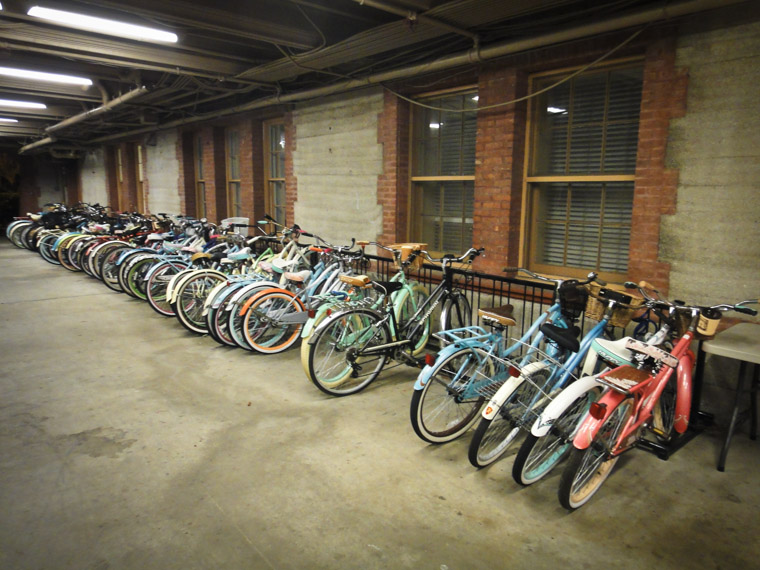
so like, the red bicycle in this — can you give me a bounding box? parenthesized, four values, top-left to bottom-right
(558, 282, 757, 510)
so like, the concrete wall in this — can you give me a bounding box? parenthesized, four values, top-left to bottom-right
(661, 18, 760, 306)
(292, 88, 384, 246)
(80, 148, 109, 206)
(37, 163, 62, 206)
(145, 130, 181, 215)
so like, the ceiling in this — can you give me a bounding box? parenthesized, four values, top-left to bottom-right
(0, 0, 709, 155)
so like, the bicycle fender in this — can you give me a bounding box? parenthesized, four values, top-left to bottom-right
(572, 389, 627, 450)
(202, 280, 233, 315)
(307, 306, 385, 346)
(675, 349, 695, 434)
(482, 376, 524, 420)
(300, 302, 333, 339)
(165, 268, 195, 301)
(238, 287, 301, 316)
(168, 269, 226, 304)
(413, 343, 479, 390)
(531, 374, 602, 437)
(225, 280, 279, 308)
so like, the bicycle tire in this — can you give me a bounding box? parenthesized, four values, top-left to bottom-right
(395, 283, 432, 356)
(651, 374, 678, 441)
(307, 308, 390, 396)
(512, 388, 600, 486)
(173, 271, 227, 334)
(38, 234, 62, 265)
(242, 289, 304, 354)
(467, 362, 551, 468)
(558, 398, 633, 510)
(125, 255, 159, 300)
(101, 247, 133, 291)
(146, 261, 190, 316)
(441, 292, 472, 330)
(410, 347, 491, 444)
(207, 282, 242, 346)
(300, 311, 329, 381)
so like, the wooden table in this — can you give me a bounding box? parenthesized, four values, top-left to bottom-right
(698, 323, 760, 471)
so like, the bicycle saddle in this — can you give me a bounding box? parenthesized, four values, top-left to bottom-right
(283, 269, 312, 283)
(372, 281, 404, 296)
(591, 337, 634, 367)
(478, 305, 516, 327)
(540, 323, 581, 353)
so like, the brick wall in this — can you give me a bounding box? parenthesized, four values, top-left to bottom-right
(628, 34, 687, 294)
(284, 111, 297, 226)
(376, 89, 410, 244)
(472, 65, 528, 274)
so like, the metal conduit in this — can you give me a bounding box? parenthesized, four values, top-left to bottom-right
(87, 0, 744, 145)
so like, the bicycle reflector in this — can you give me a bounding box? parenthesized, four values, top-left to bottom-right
(308, 309, 316, 319)
(424, 353, 437, 367)
(509, 366, 521, 378)
(589, 402, 607, 420)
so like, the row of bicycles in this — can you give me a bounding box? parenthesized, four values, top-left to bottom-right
(6, 204, 758, 510)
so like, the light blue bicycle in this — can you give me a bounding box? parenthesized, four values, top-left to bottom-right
(410, 268, 588, 444)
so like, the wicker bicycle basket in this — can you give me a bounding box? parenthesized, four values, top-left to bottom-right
(585, 282, 644, 328)
(388, 242, 427, 271)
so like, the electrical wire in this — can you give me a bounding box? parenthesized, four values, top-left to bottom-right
(383, 25, 646, 113)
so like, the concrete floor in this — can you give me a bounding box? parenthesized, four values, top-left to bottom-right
(1, 240, 759, 570)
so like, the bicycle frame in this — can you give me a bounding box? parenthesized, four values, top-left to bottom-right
(413, 301, 563, 396)
(572, 329, 695, 452)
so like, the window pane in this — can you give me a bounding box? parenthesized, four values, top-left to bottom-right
(416, 181, 473, 253)
(228, 131, 240, 179)
(532, 181, 633, 271)
(413, 91, 476, 177)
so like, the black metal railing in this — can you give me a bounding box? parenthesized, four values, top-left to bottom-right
(364, 254, 555, 338)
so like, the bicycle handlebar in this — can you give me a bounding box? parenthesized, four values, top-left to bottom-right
(503, 267, 605, 288)
(624, 281, 758, 317)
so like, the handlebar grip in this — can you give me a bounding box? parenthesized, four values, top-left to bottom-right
(503, 267, 520, 273)
(638, 280, 657, 291)
(595, 277, 608, 287)
(734, 306, 758, 316)
(357, 240, 370, 247)
(624, 281, 638, 289)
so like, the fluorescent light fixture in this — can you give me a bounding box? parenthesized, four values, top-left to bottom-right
(0, 117, 19, 123)
(0, 99, 47, 109)
(429, 122, 441, 129)
(28, 6, 178, 43)
(0, 66, 92, 86)
(472, 95, 479, 101)
(547, 106, 567, 114)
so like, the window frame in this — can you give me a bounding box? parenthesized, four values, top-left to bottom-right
(520, 59, 643, 281)
(263, 118, 286, 226)
(194, 135, 206, 219)
(225, 128, 242, 218)
(135, 143, 146, 213)
(408, 85, 478, 256)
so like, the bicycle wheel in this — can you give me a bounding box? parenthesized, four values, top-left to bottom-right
(38, 234, 61, 265)
(300, 310, 329, 379)
(101, 248, 132, 291)
(410, 347, 491, 444)
(209, 283, 245, 346)
(396, 283, 431, 356)
(441, 292, 472, 330)
(242, 290, 304, 354)
(117, 252, 147, 297)
(467, 362, 552, 468)
(146, 261, 190, 316)
(125, 255, 159, 300)
(173, 272, 227, 334)
(512, 387, 600, 486)
(558, 398, 634, 510)
(307, 308, 390, 396)
(651, 374, 678, 441)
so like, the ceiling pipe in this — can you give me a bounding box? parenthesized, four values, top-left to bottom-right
(19, 136, 56, 154)
(44, 86, 149, 135)
(353, 0, 480, 43)
(89, 0, 745, 145)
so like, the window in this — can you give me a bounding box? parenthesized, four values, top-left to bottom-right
(525, 64, 642, 278)
(116, 146, 125, 211)
(226, 129, 242, 217)
(410, 89, 477, 253)
(135, 144, 145, 213)
(195, 135, 206, 219)
(264, 120, 286, 225)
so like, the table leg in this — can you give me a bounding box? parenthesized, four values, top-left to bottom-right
(718, 361, 748, 472)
